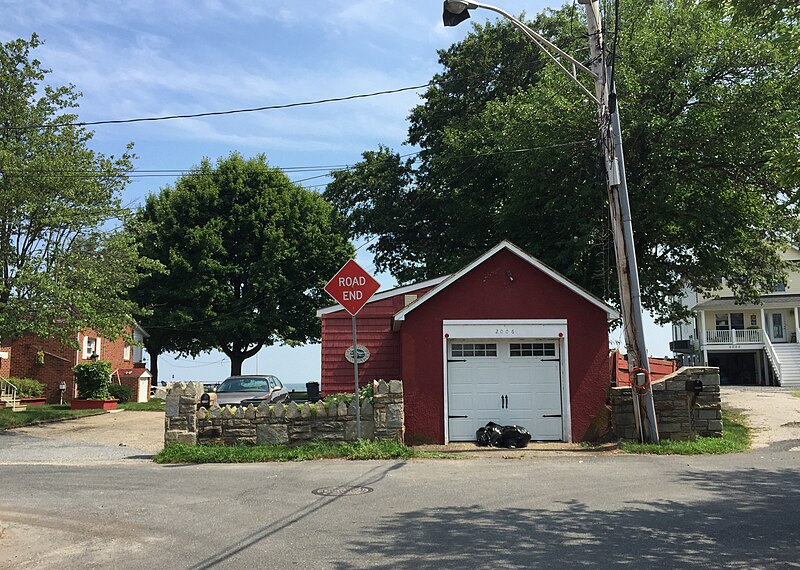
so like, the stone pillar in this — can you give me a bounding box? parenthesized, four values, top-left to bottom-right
(164, 382, 203, 445)
(373, 379, 405, 442)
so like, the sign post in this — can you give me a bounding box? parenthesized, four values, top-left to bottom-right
(324, 259, 380, 439)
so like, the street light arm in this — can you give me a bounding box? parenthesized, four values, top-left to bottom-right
(445, 0, 600, 104)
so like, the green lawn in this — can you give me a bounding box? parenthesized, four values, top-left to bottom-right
(620, 408, 751, 455)
(119, 398, 165, 411)
(792, 392, 800, 399)
(155, 439, 451, 464)
(0, 404, 107, 429)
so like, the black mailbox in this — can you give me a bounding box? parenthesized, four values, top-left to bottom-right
(685, 379, 703, 394)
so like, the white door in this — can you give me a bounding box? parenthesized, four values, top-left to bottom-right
(447, 340, 563, 441)
(769, 312, 786, 342)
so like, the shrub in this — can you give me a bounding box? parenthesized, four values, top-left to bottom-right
(9, 377, 45, 398)
(321, 382, 375, 407)
(73, 361, 112, 400)
(109, 383, 132, 403)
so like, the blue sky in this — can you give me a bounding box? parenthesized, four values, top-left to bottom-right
(3, 0, 672, 385)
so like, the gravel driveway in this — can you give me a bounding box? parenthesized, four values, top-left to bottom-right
(720, 386, 800, 451)
(0, 410, 164, 464)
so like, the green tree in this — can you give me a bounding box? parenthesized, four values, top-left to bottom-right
(0, 35, 142, 344)
(325, 0, 800, 323)
(132, 153, 354, 376)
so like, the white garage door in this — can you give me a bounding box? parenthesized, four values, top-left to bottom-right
(447, 339, 564, 441)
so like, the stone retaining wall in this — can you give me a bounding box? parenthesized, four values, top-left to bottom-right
(165, 379, 404, 446)
(612, 366, 721, 441)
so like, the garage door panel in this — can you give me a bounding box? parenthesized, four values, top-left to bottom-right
(447, 339, 564, 442)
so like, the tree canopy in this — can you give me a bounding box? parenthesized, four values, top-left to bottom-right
(131, 153, 354, 377)
(0, 35, 142, 345)
(324, 0, 800, 323)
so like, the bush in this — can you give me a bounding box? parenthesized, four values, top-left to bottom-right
(321, 382, 375, 407)
(9, 377, 44, 398)
(108, 383, 132, 403)
(73, 361, 112, 400)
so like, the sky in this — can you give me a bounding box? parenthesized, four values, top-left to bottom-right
(2, 0, 673, 386)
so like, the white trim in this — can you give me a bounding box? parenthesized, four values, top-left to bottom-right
(441, 319, 572, 443)
(395, 241, 619, 324)
(316, 276, 449, 317)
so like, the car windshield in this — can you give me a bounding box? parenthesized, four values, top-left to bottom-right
(217, 377, 270, 393)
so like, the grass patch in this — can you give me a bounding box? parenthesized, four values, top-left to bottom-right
(155, 439, 450, 464)
(620, 408, 751, 455)
(0, 404, 106, 429)
(119, 398, 165, 411)
(792, 392, 800, 399)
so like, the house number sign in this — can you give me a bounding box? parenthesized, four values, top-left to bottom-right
(345, 345, 370, 364)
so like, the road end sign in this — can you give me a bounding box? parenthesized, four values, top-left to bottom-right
(324, 259, 380, 316)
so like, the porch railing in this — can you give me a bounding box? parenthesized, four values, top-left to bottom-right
(0, 377, 17, 409)
(764, 334, 782, 385)
(705, 328, 764, 345)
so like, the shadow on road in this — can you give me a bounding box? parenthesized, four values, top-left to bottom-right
(334, 467, 800, 569)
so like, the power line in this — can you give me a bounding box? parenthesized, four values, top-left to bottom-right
(3, 83, 433, 131)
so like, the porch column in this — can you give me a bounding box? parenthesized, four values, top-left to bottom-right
(794, 306, 799, 343)
(698, 310, 708, 365)
(761, 351, 769, 386)
(761, 308, 767, 339)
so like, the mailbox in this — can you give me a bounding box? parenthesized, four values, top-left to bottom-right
(685, 379, 703, 394)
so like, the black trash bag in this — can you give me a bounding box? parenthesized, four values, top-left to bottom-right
(476, 426, 491, 446)
(476, 422, 504, 447)
(500, 425, 532, 448)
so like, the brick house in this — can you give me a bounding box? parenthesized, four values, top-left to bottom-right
(8, 325, 150, 403)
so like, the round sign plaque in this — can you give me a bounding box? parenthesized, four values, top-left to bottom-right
(345, 345, 370, 364)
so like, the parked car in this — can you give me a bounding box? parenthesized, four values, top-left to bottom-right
(211, 375, 289, 407)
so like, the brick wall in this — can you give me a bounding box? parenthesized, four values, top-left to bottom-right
(612, 366, 721, 441)
(0, 346, 11, 378)
(165, 380, 405, 446)
(9, 327, 141, 404)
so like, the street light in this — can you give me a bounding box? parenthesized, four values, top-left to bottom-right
(442, 0, 659, 443)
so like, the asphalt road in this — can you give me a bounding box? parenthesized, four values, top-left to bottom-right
(2, 390, 799, 569)
(1, 450, 799, 569)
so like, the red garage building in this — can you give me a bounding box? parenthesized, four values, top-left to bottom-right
(317, 241, 618, 444)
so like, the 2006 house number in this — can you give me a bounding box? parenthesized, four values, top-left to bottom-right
(495, 328, 515, 335)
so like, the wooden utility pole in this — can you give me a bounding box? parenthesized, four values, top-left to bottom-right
(579, 0, 659, 442)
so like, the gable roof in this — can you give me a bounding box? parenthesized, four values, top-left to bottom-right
(316, 275, 449, 317)
(393, 240, 619, 323)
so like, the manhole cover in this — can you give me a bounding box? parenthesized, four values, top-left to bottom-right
(312, 486, 373, 497)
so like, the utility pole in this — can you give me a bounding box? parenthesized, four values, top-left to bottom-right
(578, 0, 659, 443)
(443, 0, 659, 442)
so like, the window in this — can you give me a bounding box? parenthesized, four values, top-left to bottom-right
(82, 337, 101, 360)
(715, 312, 744, 331)
(773, 282, 786, 292)
(123, 344, 131, 361)
(451, 343, 497, 357)
(509, 343, 556, 357)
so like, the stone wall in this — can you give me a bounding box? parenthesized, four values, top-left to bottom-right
(611, 366, 721, 441)
(165, 379, 404, 446)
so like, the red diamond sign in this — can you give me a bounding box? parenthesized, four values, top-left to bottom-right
(324, 259, 381, 316)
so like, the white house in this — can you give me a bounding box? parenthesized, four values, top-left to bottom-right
(671, 247, 800, 387)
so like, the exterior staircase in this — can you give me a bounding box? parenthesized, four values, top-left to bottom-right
(0, 377, 27, 412)
(773, 344, 800, 387)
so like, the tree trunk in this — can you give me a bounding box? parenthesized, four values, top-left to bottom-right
(223, 341, 263, 377)
(150, 351, 159, 386)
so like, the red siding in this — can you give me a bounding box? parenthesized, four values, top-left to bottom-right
(321, 288, 437, 394)
(400, 249, 610, 444)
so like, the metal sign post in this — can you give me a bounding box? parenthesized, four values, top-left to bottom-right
(352, 315, 360, 438)
(324, 259, 381, 440)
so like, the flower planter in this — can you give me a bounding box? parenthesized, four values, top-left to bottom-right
(70, 399, 118, 411)
(19, 397, 47, 407)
